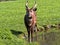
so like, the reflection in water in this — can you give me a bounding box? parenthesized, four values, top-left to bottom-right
(33, 32, 60, 45)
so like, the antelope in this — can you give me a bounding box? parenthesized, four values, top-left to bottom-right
(24, 1, 37, 42)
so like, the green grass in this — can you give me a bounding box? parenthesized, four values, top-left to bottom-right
(0, 0, 60, 45)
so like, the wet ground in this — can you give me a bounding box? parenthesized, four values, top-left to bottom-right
(33, 31, 60, 45)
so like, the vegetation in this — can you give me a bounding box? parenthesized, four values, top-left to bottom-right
(0, 0, 60, 45)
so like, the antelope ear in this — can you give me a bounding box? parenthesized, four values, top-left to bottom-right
(33, 8, 37, 11)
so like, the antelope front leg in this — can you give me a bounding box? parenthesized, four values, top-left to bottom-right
(28, 30, 31, 43)
(31, 28, 34, 42)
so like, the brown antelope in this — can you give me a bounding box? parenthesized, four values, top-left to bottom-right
(24, 1, 37, 42)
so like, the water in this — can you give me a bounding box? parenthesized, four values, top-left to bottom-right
(33, 32, 60, 45)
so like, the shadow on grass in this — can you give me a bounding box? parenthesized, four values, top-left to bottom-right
(10, 30, 27, 40)
(10, 30, 24, 36)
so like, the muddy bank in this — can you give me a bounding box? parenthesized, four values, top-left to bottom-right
(35, 32, 60, 45)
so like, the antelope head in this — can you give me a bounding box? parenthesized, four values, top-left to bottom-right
(25, 1, 37, 13)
